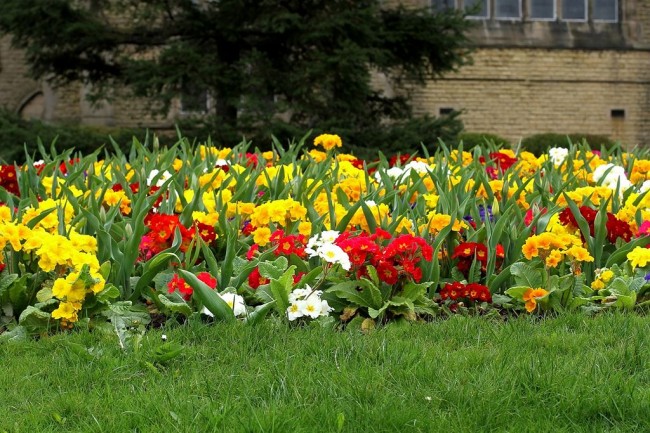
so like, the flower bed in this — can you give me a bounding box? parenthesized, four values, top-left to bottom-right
(0, 134, 649, 339)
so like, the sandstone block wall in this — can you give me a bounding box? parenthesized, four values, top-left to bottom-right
(409, 48, 650, 147)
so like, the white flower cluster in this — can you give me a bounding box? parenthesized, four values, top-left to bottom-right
(592, 163, 632, 192)
(201, 292, 247, 317)
(548, 147, 569, 166)
(374, 160, 433, 184)
(146, 169, 173, 187)
(286, 286, 333, 321)
(305, 230, 351, 271)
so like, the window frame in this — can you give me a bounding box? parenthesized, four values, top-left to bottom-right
(528, 0, 557, 21)
(561, 0, 589, 22)
(465, 0, 490, 19)
(494, 0, 522, 20)
(592, 0, 618, 23)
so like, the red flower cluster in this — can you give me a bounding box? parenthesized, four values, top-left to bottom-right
(112, 182, 164, 209)
(0, 165, 19, 196)
(451, 242, 504, 276)
(389, 154, 411, 167)
(167, 271, 216, 300)
(246, 229, 307, 260)
(439, 281, 492, 303)
(247, 267, 305, 289)
(139, 213, 217, 261)
(479, 152, 518, 179)
(336, 229, 433, 284)
(34, 158, 80, 175)
(559, 206, 633, 243)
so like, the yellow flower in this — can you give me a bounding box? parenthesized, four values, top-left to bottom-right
(426, 212, 451, 234)
(51, 301, 82, 322)
(565, 246, 594, 262)
(298, 221, 312, 237)
(252, 227, 272, 247)
(522, 288, 549, 313)
(545, 249, 563, 268)
(522, 237, 540, 260)
(627, 246, 650, 269)
(591, 279, 605, 290)
(313, 134, 342, 151)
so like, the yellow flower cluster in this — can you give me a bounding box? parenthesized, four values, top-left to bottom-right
(313, 134, 343, 151)
(249, 198, 308, 228)
(0, 204, 104, 324)
(590, 269, 615, 290)
(627, 246, 650, 269)
(522, 232, 593, 267)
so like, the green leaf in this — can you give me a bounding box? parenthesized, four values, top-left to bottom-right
(0, 273, 19, 297)
(151, 342, 184, 364)
(18, 306, 51, 332)
(244, 301, 276, 326)
(158, 294, 193, 317)
(258, 256, 289, 280)
(510, 262, 544, 288)
(178, 269, 235, 322)
(131, 252, 180, 301)
(269, 265, 296, 317)
(504, 286, 532, 300)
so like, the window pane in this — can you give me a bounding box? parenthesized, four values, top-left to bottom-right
(594, 0, 617, 21)
(530, 0, 554, 19)
(495, 0, 520, 18)
(466, 0, 488, 17)
(562, 0, 586, 20)
(431, 0, 455, 11)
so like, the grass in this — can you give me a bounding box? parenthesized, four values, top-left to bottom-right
(1, 313, 648, 433)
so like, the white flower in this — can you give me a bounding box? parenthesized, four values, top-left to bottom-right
(640, 180, 650, 194)
(301, 297, 322, 319)
(403, 160, 433, 175)
(316, 243, 351, 270)
(201, 292, 247, 317)
(287, 302, 304, 321)
(593, 163, 631, 193)
(288, 287, 310, 303)
(548, 147, 569, 166)
(146, 169, 172, 187)
(320, 299, 333, 317)
(319, 230, 340, 244)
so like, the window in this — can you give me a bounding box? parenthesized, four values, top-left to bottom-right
(563, 0, 587, 21)
(530, 0, 554, 19)
(431, 0, 456, 12)
(495, 0, 521, 19)
(437, 0, 618, 22)
(466, 0, 489, 18)
(593, 0, 617, 21)
(180, 82, 211, 114)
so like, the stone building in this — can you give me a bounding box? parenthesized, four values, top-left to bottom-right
(1, 0, 649, 146)
(406, 0, 650, 147)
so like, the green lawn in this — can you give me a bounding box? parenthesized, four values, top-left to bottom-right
(1, 313, 648, 433)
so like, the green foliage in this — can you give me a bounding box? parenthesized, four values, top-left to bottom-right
(520, 132, 616, 156)
(454, 132, 511, 151)
(0, 109, 175, 164)
(0, 1, 474, 154)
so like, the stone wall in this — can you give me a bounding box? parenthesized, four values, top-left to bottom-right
(409, 47, 650, 147)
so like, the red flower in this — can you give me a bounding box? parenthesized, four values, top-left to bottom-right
(247, 267, 268, 289)
(376, 260, 399, 285)
(0, 165, 20, 196)
(167, 274, 194, 300)
(197, 272, 217, 289)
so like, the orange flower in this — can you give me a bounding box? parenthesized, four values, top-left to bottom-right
(522, 288, 549, 313)
(522, 238, 539, 260)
